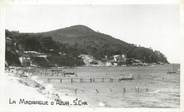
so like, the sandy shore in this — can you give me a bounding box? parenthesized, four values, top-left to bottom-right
(0, 71, 91, 112)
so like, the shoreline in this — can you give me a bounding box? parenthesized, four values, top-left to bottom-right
(1, 64, 180, 108)
(1, 71, 89, 108)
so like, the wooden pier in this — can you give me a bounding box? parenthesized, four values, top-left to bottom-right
(46, 77, 133, 83)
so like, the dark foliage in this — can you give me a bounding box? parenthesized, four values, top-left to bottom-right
(5, 25, 169, 67)
(47, 55, 84, 67)
(32, 57, 51, 67)
(5, 51, 21, 66)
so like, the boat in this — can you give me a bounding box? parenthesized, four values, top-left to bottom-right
(167, 64, 177, 74)
(118, 74, 134, 81)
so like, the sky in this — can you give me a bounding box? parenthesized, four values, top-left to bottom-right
(5, 4, 180, 63)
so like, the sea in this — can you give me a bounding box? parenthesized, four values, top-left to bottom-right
(34, 64, 180, 108)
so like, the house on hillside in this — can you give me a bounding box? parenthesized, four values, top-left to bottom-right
(19, 51, 48, 67)
(112, 54, 126, 66)
(79, 54, 94, 66)
(105, 62, 112, 66)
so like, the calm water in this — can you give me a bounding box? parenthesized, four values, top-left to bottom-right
(36, 64, 180, 108)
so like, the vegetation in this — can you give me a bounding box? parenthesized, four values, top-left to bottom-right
(5, 25, 168, 67)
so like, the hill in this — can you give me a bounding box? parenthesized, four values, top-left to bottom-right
(5, 25, 168, 67)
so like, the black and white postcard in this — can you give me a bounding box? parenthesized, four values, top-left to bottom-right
(0, 0, 182, 112)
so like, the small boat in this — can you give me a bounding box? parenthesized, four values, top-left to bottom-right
(118, 74, 134, 81)
(167, 71, 177, 74)
(63, 72, 78, 77)
(167, 64, 177, 74)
